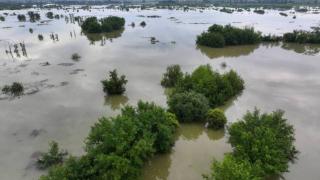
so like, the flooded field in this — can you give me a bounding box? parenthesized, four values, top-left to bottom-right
(0, 6, 320, 180)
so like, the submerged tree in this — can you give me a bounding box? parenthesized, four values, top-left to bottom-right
(37, 141, 68, 170)
(101, 69, 128, 95)
(161, 64, 183, 88)
(81, 16, 125, 33)
(2, 82, 24, 96)
(206, 108, 227, 129)
(17, 14, 26, 21)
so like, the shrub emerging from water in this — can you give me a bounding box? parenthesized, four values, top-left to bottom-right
(140, 21, 146, 27)
(283, 30, 320, 44)
(168, 91, 210, 122)
(196, 24, 261, 48)
(207, 109, 297, 179)
(37, 141, 68, 169)
(206, 108, 227, 129)
(81, 16, 125, 33)
(27, 11, 40, 22)
(71, 53, 81, 61)
(2, 82, 24, 96)
(0, 16, 5, 21)
(161, 64, 184, 88)
(101, 69, 128, 95)
(175, 65, 244, 107)
(40, 101, 179, 180)
(46, 12, 54, 19)
(17, 14, 26, 21)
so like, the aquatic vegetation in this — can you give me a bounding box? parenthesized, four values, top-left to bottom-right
(2, 82, 24, 96)
(220, 7, 233, 14)
(17, 14, 26, 21)
(0, 16, 5, 21)
(36, 141, 68, 170)
(29, 28, 33, 33)
(71, 53, 81, 61)
(261, 34, 283, 42)
(206, 109, 297, 179)
(161, 64, 183, 88)
(140, 21, 146, 27)
(40, 101, 178, 180)
(196, 24, 261, 48)
(283, 30, 320, 44)
(279, 12, 288, 17)
(46, 12, 54, 19)
(253, 9, 265, 14)
(206, 108, 227, 129)
(101, 69, 128, 95)
(174, 65, 244, 107)
(81, 16, 125, 33)
(168, 91, 210, 122)
(27, 11, 41, 22)
(38, 34, 44, 41)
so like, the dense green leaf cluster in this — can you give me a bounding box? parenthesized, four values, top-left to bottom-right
(174, 65, 244, 107)
(1, 82, 24, 96)
(197, 24, 261, 48)
(81, 16, 125, 33)
(206, 108, 227, 129)
(101, 69, 128, 95)
(0, 16, 5, 21)
(168, 91, 210, 122)
(40, 101, 178, 180)
(207, 109, 297, 179)
(27, 11, 41, 22)
(161, 64, 184, 88)
(283, 30, 320, 44)
(17, 14, 26, 21)
(46, 12, 54, 19)
(37, 141, 68, 170)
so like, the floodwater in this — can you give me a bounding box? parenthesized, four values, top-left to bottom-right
(0, 6, 320, 180)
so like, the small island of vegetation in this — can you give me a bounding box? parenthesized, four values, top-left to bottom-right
(196, 24, 261, 48)
(101, 69, 128, 95)
(81, 16, 125, 33)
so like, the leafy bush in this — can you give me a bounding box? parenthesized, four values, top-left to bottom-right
(81, 16, 125, 33)
(101, 69, 128, 95)
(40, 101, 179, 180)
(197, 24, 261, 48)
(2, 82, 24, 96)
(140, 21, 146, 27)
(71, 53, 81, 61)
(283, 30, 320, 44)
(17, 14, 26, 21)
(207, 109, 298, 179)
(168, 91, 209, 122)
(196, 32, 225, 48)
(206, 108, 227, 129)
(0, 16, 5, 21)
(37, 141, 68, 169)
(27, 11, 40, 22)
(175, 65, 244, 107)
(46, 12, 54, 19)
(161, 64, 183, 88)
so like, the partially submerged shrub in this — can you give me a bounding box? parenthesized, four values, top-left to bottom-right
(38, 34, 44, 41)
(37, 141, 68, 169)
(0, 16, 5, 21)
(2, 82, 24, 96)
(71, 53, 81, 61)
(40, 101, 178, 179)
(283, 30, 320, 44)
(206, 108, 227, 129)
(175, 65, 244, 107)
(140, 21, 146, 27)
(161, 64, 183, 88)
(101, 69, 128, 95)
(207, 109, 298, 179)
(81, 16, 125, 33)
(46, 12, 54, 19)
(17, 14, 26, 21)
(168, 91, 209, 122)
(196, 24, 261, 48)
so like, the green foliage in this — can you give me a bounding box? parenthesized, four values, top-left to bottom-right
(71, 53, 81, 61)
(175, 65, 244, 107)
(81, 16, 125, 33)
(46, 12, 54, 19)
(40, 101, 179, 180)
(261, 34, 283, 42)
(253, 9, 265, 14)
(161, 64, 184, 88)
(27, 11, 40, 22)
(207, 109, 298, 179)
(283, 30, 320, 44)
(140, 21, 146, 27)
(0, 16, 5, 21)
(168, 91, 210, 122)
(196, 32, 225, 48)
(37, 141, 68, 169)
(206, 108, 227, 129)
(197, 24, 261, 48)
(2, 82, 24, 96)
(17, 14, 26, 21)
(206, 155, 261, 180)
(101, 69, 128, 95)
(228, 109, 297, 175)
